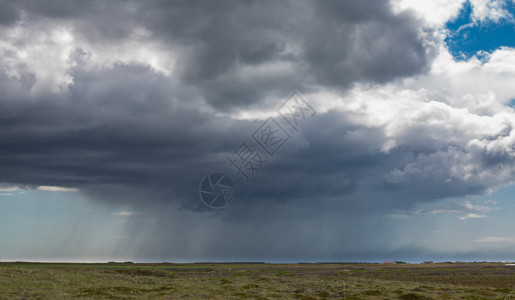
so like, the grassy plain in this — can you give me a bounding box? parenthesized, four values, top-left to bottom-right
(1, 262, 515, 299)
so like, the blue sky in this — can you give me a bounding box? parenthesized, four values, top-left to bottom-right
(446, 0, 515, 60)
(2, 0, 515, 263)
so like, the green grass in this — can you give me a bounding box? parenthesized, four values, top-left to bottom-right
(0, 262, 515, 299)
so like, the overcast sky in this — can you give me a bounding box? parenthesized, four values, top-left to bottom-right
(2, 0, 515, 262)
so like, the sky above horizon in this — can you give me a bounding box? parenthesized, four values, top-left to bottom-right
(2, 0, 515, 262)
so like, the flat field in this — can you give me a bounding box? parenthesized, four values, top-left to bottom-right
(1, 262, 515, 299)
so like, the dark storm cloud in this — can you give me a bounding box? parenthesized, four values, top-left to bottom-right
(0, 1, 20, 26)
(7, 0, 434, 109)
(3, 0, 513, 257)
(0, 59, 508, 213)
(305, 1, 430, 85)
(0, 0, 439, 204)
(0, 62, 244, 191)
(4, 0, 515, 261)
(146, 0, 432, 107)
